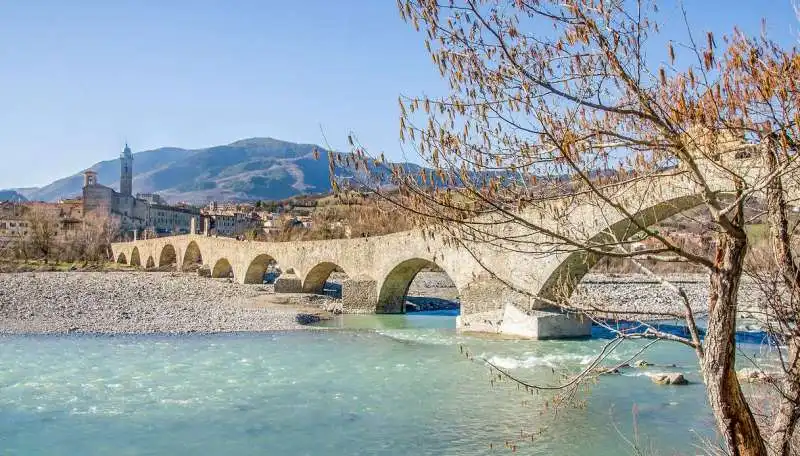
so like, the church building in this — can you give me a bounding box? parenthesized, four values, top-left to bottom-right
(82, 144, 200, 236)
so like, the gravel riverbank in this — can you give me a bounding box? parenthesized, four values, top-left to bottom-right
(0, 271, 767, 334)
(575, 273, 765, 322)
(0, 272, 321, 334)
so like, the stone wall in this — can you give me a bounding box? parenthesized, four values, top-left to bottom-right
(274, 273, 302, 293)
(341, 276, 378, 313)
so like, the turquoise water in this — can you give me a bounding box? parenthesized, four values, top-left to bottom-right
(0, 315, 770, 455)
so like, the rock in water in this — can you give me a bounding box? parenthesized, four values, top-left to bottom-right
(295, 313, 321, 325)
(649, 373, 688, 385)
(633, 360, 651, 368)
(593, 367, 622, 375)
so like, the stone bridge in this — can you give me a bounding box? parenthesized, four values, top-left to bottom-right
(110, 148, 798, 339)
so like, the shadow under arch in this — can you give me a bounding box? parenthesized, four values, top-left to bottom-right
(146, 256, 155, 269)
(302, 261, 348, 295)
(117, 252, 127, 264)
(182, 241, 203, 271)
(377, 258, 458, 314)
(130, 247, 141, 267)
(212, 258, 234, 279)
(244, 254, 277, 284)
(158, 244, 177, 268)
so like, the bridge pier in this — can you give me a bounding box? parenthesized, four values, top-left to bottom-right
(456, 277, 591, 339)
(341, 276, 378, 313)
(500, 306, 590, 339)
(456, 305, 590, 339)
(458, 277, 531, 315)
(274, 272, 302, 293)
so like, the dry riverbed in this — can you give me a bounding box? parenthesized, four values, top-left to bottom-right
(0, 271, 769, 335)
(0, 272, 327, 334)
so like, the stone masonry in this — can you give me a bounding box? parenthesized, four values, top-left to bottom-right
(112, 152, 798, 339)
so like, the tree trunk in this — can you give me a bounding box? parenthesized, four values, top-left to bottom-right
(703, 234, 769, 456)
(763, 141, 800, 287)
(770, 336, 800, 456)
(762, 143, 800, 455)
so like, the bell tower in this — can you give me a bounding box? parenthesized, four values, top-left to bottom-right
(120, 143, 133, 196)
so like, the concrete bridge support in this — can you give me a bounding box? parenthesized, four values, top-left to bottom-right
(454, 277, 592, 339)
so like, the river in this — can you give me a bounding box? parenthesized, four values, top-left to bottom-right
(0, 313, 775, 455)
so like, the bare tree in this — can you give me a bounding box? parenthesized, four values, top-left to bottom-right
(1, 205, 120, 265)
(337, 1, 800, 454)
(24, 205, 59, 263)
(75, 212, 120, 262)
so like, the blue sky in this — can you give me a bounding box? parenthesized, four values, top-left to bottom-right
(0, 1, 797, 188)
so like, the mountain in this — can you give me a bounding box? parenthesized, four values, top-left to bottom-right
(0, 190, 27, 202)
(3, 137, 415, 204)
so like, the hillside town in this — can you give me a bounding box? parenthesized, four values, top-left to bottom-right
(0, 144, 335, 250)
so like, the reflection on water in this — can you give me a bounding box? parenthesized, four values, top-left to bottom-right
(0, 313, 774, 455)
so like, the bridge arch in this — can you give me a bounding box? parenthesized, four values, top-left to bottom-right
(117, 252, 127, 264)
(158, 244, 177, 268)
(182, 241, 203, 271)
(537, 193, 708, 303)
(146, 256, 155, 269)
(302, 261, 348, 295)
(243, 254, 278, 284)
(212, 258, 234, 278)
(377, 258, 459, 313)
(130, 247, 141, 267)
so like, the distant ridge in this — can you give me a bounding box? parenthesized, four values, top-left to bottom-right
(0, 137, 421, 204)
(0, 190, 27, 202)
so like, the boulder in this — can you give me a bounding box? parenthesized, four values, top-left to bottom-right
(197, 266, 211, 277)
(649, 373, 689, 385)
(594, 366, 622, 375)
(295, 313, 322, 325)
(633, 360, 652, 368)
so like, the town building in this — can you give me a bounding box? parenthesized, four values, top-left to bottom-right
(0, 202, 29, 244)
(81, 144, 149, 230)
(82, 144, 203, 237)
(0, 201, 84, 247)
(149, 204, 199, 235)
(261, 213, 282, 235)
(202, 202, 261, 237)
(136, 193, 167, 206)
